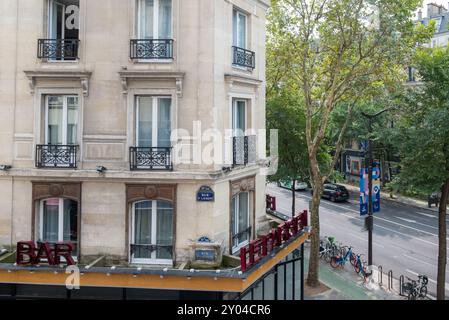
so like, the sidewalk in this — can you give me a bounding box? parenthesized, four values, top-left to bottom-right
(303, 243, 404, 300)
(340, 182, 446, 214)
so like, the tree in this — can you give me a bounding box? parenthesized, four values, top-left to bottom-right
(391, 47, 449, 300)
(267, 0, 433, 287)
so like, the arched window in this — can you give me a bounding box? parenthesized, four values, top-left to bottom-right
(130, 200, 174, 264)
(36, 198, 78, 256)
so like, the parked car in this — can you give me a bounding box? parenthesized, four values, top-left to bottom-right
(277, 180, 308, 191)
(428, 193, 440, 208)
(311, 183, 349, 202)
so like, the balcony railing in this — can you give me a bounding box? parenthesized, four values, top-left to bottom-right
(233, 135, 256, 167)
(37, 39, 80, 60)
(35, 145, 78, 169)
(130, 147, 173, 171)
(232, 46, 255, 69)
(130, 39, 174, 60)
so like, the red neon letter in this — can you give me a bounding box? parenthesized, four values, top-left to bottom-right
(16, 241, 36, 265)
(35, 242, 55, 265)
(55, 243, 75, 265)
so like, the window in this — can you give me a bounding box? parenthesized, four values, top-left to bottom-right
(130, 200, 174, 264)
(231, 192, 251, 252)
(138, 0, 172, 39)
(45, 95, 78, 145)
(136, 96, 171, 148)
(232, 99, 247, 136)
(233, 9, 247, 49)
(41, 0, 80, 60)
(37, 198, 78, 257)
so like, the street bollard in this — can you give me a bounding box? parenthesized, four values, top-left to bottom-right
(399, 275, 405, 296)
(378, 265, 383, 286)
(388, 270, 393, 291)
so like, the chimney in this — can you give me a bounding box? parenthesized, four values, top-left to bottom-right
(418, 9, 422, 20)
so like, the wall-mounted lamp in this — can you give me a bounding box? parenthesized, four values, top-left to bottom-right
(96, 166, 107, 174)
(0, 165, 12, 171)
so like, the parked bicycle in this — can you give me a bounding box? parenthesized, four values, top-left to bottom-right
(330, 246, 357, 269)
(353, 254, 371, 282)
(402, 275, 428, 300)
(319, 236, 339, 262)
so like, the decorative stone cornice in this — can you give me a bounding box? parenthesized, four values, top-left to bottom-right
(24, 70, 92, 96)
(224, 73, 263, 89)
(118, 70, 185, 97)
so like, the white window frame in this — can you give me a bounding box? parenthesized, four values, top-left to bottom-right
(44, 95, 78, 145)
(48, 0, 66, 39)
(38, 198, 78, 261)
(137, 0, 172, 39)
(130, 200, 173, 265)
(231, 192, 251, 254)
(135, 96, 171, 148)
(232, 99, 247, 137)
(233, 8, 248, 49)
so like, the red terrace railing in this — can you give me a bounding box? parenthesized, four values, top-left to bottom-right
(266, 194, 276, 211)
(240, 210, 308, 272)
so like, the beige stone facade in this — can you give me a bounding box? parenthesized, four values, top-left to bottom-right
(0, 0, 269, 266)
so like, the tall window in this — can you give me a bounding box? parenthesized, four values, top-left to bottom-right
(136, 96, 171, 148)
(232, 99, 247, 137)
(131, 200, 174, 264)
(37, 198, 78, 257)
(138, 0, 172, 39)
(233, 9, 247, 49)
(231, 192, 251, 252)
(48, 0, 79, 40)
(45, 95, 78, 145)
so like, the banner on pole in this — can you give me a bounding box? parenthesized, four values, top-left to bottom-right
(360, 166, 381, 216)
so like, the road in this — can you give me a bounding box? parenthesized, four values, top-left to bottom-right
(266, 183, 449, 298)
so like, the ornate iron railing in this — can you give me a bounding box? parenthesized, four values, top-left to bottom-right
(232, 46, 255, 69)
(130, 39, 174, 59)
(130, 244, 173, 260)
(37, 39, 80, 60)
(35, 145, 78, 169)
(233, 135, 256, 167)
(130, 147, 173, 171)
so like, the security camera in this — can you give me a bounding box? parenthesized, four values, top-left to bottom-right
(0, 165, 12, 171)
(96, 166, 107, 173)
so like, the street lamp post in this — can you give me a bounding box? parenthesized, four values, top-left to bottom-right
(362, 107, 396, 267)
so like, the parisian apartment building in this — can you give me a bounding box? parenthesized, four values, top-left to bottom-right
(0, 0, 310, 300)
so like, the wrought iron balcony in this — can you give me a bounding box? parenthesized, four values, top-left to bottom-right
(130, 39, 174, 60)
(233, 135, 257, 167)
(37, 39, 80, 60)
(130, 147, 173, 171)
(35, 145, 78, 169)
(232, 46, 255, 69)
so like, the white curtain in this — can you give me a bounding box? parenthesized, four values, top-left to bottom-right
(158, 0, 172, 38)
(134, 201, 152, 259)
(157, 98, 171, 148)
(156, 201, 173, 259)
(141, 0, 154, 38)
(47, 96, 63, 145)
(238, 192, 249, 243)
(138, 97, 153, 148)
(66, 97, 78, 145)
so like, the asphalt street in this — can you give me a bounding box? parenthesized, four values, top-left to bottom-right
(266, 183, 449, 298)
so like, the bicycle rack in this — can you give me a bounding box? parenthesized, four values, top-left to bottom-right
(378, 265, 383, 286)
(399, 275, 405, 296)
(388, 270, 393, 291)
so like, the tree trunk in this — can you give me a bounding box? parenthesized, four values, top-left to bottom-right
(437, 178, 449, 300)
(307, 176, 323, 287)
(291, 179, 296, 218)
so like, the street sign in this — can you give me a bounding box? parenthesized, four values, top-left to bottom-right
(372, 167, 381, 213)
(196, 186, 215, 202)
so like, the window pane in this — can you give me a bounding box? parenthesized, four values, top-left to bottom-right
(156, 201, 173, 260)
(42, 199, 59, 242)
(134, 201, 152, 259)
(158, 0, 172, 38)
(263, 272, 275, 300)
(67, 97, 78, 145)
(277, 265, 285, 300)
(157, 98, 171, 148)
(231, 196, 237, 248)
(233, 10, 238, 46)
(238, 192, 249, 244)
(286, 262, 293, 300)
(63, 199, 78, 256)
(233, 100, 246, 135)
(138, 97, 153, 147)
(141, 0, 154, 38)
(238, 13, 246, 48)
(294, 260, 302, 300)
(47, 96, 63, 145)
(253, 281, 263, 300)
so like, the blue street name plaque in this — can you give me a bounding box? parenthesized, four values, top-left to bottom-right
(197, 186, 215, 202)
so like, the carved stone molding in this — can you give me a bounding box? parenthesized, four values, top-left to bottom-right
(119, 71, 185, 97)
(32, 182, 81, 201)
(230, 176, 256, 197)
(126, 184, 176, 203)
(24, 70, 92, 96)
